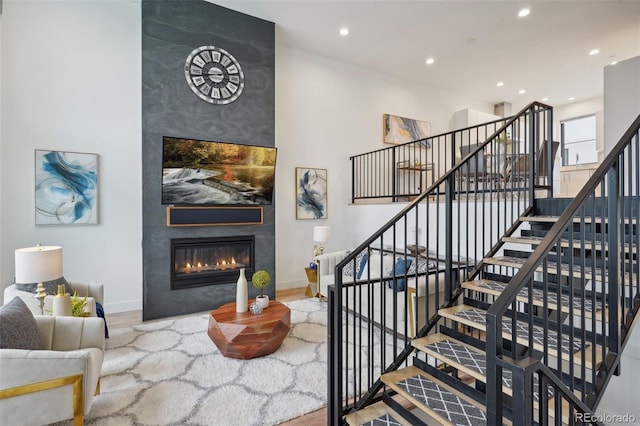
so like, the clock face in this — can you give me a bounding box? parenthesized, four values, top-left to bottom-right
(184, 46, 245, 105)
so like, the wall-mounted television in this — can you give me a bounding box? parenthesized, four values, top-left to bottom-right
(162, 136, 277, 205)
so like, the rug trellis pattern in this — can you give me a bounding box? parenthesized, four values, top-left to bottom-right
(56, 299, 328, 426)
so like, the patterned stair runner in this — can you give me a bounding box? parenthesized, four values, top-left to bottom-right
(383, 366, 488, 426)
(483, 255, 605, 281)
(360, 413, 402, 426)
(463, 279, 600, 316)
(441, 306, 586, 358)
(344, 401, 413, 426)
(414, 334, 552, 402)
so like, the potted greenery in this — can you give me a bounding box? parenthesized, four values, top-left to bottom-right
(252, 270, 271, 309)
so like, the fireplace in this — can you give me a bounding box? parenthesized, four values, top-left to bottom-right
(171, 236, 255, 290)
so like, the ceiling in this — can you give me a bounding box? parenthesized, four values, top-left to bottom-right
(213, 0, 640, 111)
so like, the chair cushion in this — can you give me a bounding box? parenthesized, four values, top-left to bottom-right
(0, 297, 43, 350)
(387, 258, 413, 292)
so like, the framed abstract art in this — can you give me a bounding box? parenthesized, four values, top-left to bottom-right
(35, 150, 99, 225)
(383, 113, 431, 145)
(295, 167, 327, 219)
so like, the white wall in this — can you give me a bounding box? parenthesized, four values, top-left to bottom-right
(274, 46, 494, 289)
(604, 56, 640, 153)
(0, 0, 142, 312)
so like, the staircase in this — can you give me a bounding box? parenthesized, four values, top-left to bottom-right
(328, 105, 640, 425)
(346, 208, 638, 425)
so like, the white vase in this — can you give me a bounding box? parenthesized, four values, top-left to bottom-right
(53, 284, 72, 316)
(256, 295, 269, 309)
(236, 268, 248, 313)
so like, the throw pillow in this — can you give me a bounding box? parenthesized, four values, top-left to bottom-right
(343, 250, 367, 277)
(14, 276, 72, 295)
(407, 257, 436, 275)
(0, 297, 43, 350)
(356, 253, 369, 280)
(388, 258, 413, 292)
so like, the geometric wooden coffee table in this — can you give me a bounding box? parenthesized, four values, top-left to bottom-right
(207, 300, 291, 360)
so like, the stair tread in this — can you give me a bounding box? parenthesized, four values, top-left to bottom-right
(438, 305, 599, 366)
(344, 401, 414, 426)
(382, 365, 488, 426)
(412, 333, 552, 402)
(462, 279, 602, 318)
(503, 235, 637, 254)
(520, 215, 637, 225)
(484, 255, 608, 281)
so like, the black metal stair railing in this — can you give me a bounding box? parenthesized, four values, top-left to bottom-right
(328, 101, 554, 424)
(485, 114, 640, 425)
(351, 117, 509, 202)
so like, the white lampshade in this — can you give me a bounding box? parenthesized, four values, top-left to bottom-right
(313, 226, 330, 243)
(15, 245, 63, 284)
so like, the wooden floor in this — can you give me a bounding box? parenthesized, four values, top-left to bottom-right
(105, 286, 327, 426)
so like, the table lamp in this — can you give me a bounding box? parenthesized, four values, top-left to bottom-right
(313, 226, 330, 257)
(15, 245, 63, 314)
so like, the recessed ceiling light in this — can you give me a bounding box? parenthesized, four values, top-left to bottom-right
(589, 49, 600, 56)
(339, 27, 350, 36)
(610, 61, 618, 65)
(496, 82, 504, 87)
(425, 57, 435, 65)
(518, 89, 526, 94)
(568, 97, 576, 101)
(542, 97, 549, 102)
(518, 8, 530, 17)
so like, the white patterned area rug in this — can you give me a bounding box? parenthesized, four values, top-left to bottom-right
(69, 298, 328, 426)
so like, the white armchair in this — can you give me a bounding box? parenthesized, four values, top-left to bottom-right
(0, 315, 105, 425)
(3, 281, 104, 317)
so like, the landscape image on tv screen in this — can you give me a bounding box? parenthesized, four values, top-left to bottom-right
(162, 137, 277, 205)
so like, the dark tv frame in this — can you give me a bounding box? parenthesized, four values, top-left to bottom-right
(162, 136, 277, 206)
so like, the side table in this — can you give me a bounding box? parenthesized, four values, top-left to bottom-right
(304, 267, 319, 298)
(207, 300, 290, 359)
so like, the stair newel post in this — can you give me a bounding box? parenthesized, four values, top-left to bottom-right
(350, 156, 355, 204)
(527, 106, 536, 202)
(444, 173, 454, 302)
(546, 106, 554, 196)
(606, 163, 622, 373)
(485, 312, 503, 424)
(510, 357, 537, 425)
(328, 283, 343, 425)
(451, 132, 457, 201)
(391, 146, 397, 202)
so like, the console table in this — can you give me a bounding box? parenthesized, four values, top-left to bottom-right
(207, 300, 291, 359)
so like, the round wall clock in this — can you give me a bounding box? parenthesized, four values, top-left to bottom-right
(184, 46, 245, 105)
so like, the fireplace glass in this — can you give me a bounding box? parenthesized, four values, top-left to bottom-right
(171, 236, 254, 290)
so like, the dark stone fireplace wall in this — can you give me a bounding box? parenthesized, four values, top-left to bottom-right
(142, 1, 275, 320)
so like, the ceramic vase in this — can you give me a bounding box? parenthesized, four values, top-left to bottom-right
(236, 268, 248, 313)
(256, 295, 269, 309)
(53, 284, 72, 316)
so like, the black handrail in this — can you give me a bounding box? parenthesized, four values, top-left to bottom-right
(485, 114, 640, 424)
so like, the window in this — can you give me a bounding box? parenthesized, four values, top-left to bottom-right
(561, 115, 597, 166)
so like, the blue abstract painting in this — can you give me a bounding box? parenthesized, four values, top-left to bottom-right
(296, 167, 327, 219)
(35, 150, 99, 225)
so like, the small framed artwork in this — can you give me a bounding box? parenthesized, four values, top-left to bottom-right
(383, 113, 431, 145)
(296, 167, 327, 219)
(35, 150, 99, 225)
